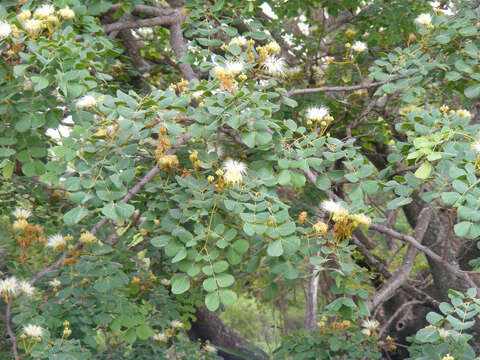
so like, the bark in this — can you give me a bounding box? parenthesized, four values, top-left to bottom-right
(187, 307, 265, 360)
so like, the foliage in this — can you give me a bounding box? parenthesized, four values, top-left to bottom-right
(2, 0, 480, 359)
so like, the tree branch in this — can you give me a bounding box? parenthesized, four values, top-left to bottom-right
(5, 300, 19, 360)
(285, 75, 405, 97)
(30, 134, 191, 285)
(103, 14, 180, 33)
(370, 221, 479, 291)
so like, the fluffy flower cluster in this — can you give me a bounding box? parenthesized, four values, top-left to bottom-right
(58, 6, 75, 20)
(321, 200, 349, 221)
(472, 142, 480, 154)
(349, 213, 372, 228)
(46, 233, 66, 251)
(0, 21, 12, 40)
(34, 4, 55, 19)
(222, 159, 248, 186)
(79, 231, 97, 244)
(229, 36, 247, 47)
(351, 41, 367, 53)
(361, 319, 379, 337)
(13, 207, 31, 220)
(171, 320, 184, 329)
(153, 332, 168, 341)
(49, 278, 61, 288)
(306, 106, 329, 122)
(76, 95, 97, 109)
(415, 13, 432, 26)
(24, 324, 44, 339)
(0, 277, 35, 298)
(213, 61, 244, 79)
(262, 56, 286, 77)
(312, 221, 328, 235)
(203, 344, 217, 353)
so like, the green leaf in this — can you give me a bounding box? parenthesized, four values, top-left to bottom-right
(465, 84, 480, 99)
(454, 221, 472, 238)
(415, 327, 439, 343)
(216, 273, 234, 287)
(441, 192, 460, 206)
(205, 292, 220, 311)
(171, 274, 190, 294)
(151, 235, 170, 248)
(426, 312, 443, 326)
(203, 277, 217, 292)
(267, 240, 284, 257)
(63, 207, 88, 226)
(414, 162, 432, 179)
(219, 289, 237, 307)
(101, 204, 117, 220)
(386, 197, 412, 210)
(116, 203, 135, 219)
(136, 325, 154, 340)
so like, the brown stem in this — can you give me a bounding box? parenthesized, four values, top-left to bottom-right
(5, 300, 20, 360)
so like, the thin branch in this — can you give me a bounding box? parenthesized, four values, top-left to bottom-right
(285, 75, 405, 97)
(169, 21, 196, 80)
(103, 14, 180, 33)
(366, 205, 434, 311)
(377, 300, 424, 339)
(370, 222, 479, 291)
(30, 134, 191, 285)
(5, 300, 19, 360)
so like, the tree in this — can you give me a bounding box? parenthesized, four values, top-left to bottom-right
(1, 0, 480, 359)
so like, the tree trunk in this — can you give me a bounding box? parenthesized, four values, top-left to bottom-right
(187, 307, 266, 360)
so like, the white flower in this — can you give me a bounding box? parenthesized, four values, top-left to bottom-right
(362, 319, 379, 331)
(263, 56, 286, 77)
(229, 36, 247, 46)
(192, 90, 204, 99)
(265, 41, 281, 54)
(171, 320, 184, 329)
(415, 13, 432, 26)
(0, 21, 12, 40)
(58, 6, 75, 20)
(13, 208, 31, 220)
(225, 61, 244, 76)
(306, 106, 329, 121)
(203, 344, 217, 353)
(472, 142, 480, 154)
(24, 19, 43, 34)
(222, 159, 248, 186)
(76, 95, 97, 109)
(456, 109, 471, 118)
(24, 324, 44, 338)
(46, 234, 66, 251)
(153, 332, 168, 341)
(160, 279, 171, 286)
(438, 328, 450, 339)
(350, 213, 372, 227)
(19, 281, 35, 296)
(34, 4, 55, 19)
(351, 41, 367, 53)
(0, 277, 18, 297)
(321, 200, 346, 215)
(361, 328, 371, 336)
(49, 279, 61, 288)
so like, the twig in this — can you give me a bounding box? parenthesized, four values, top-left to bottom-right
(366, 205, 433, 311)
(30, 134, 191, 285)
(285, 75, 405, 97)
(377, 300, 423, 339)
(370, 222, 479, 291)
(5, 300, 19, 360)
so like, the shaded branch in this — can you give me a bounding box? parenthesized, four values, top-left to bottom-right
(370, 221, 479, 291)
(366, 205, 433, 311)
(5, 300, 19, 360)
